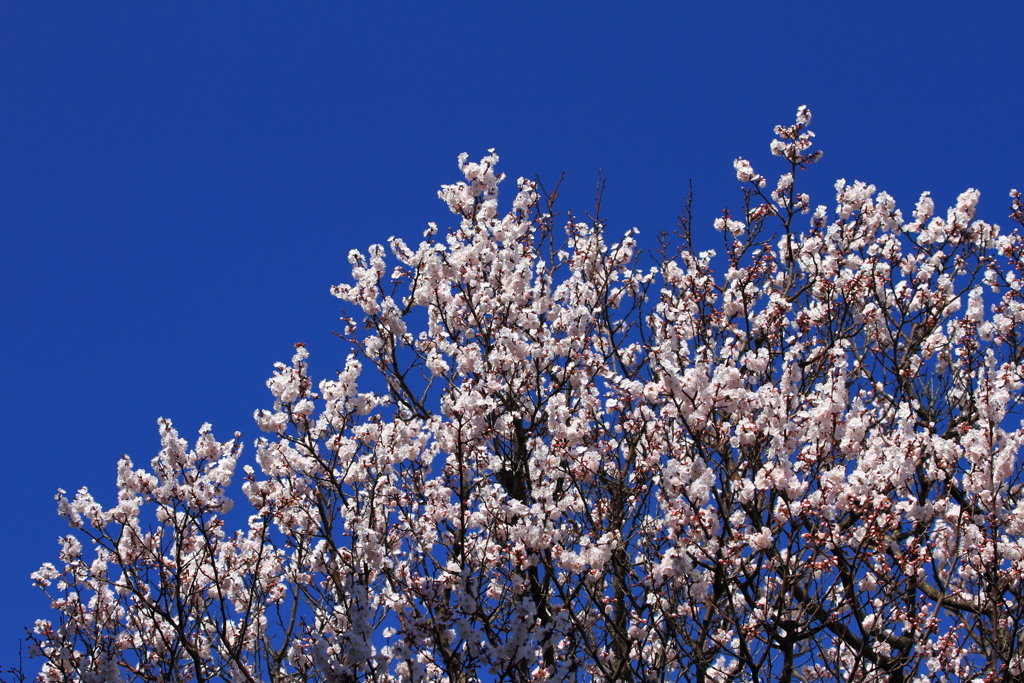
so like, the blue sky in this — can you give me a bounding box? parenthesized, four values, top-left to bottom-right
(1, 2, 1020, 670)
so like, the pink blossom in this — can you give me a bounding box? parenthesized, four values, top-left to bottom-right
(24, 109, 1024, 683)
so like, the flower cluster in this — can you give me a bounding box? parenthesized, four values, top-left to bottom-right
(25, 109, 1024, 682)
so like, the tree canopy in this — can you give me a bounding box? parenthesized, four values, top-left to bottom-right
(18, 108, 1024, 683)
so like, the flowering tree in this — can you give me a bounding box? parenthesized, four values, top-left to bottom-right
(19, 108, 1024, 682)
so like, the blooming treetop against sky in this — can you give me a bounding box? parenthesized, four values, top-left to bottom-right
(3, 5, 1020, 672)
(18, 107, 1024, 682)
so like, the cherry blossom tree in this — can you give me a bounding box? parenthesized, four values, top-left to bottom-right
(17, 108, 1024, 682)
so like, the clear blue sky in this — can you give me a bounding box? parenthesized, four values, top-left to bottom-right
(1, 2, 1020, 670)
